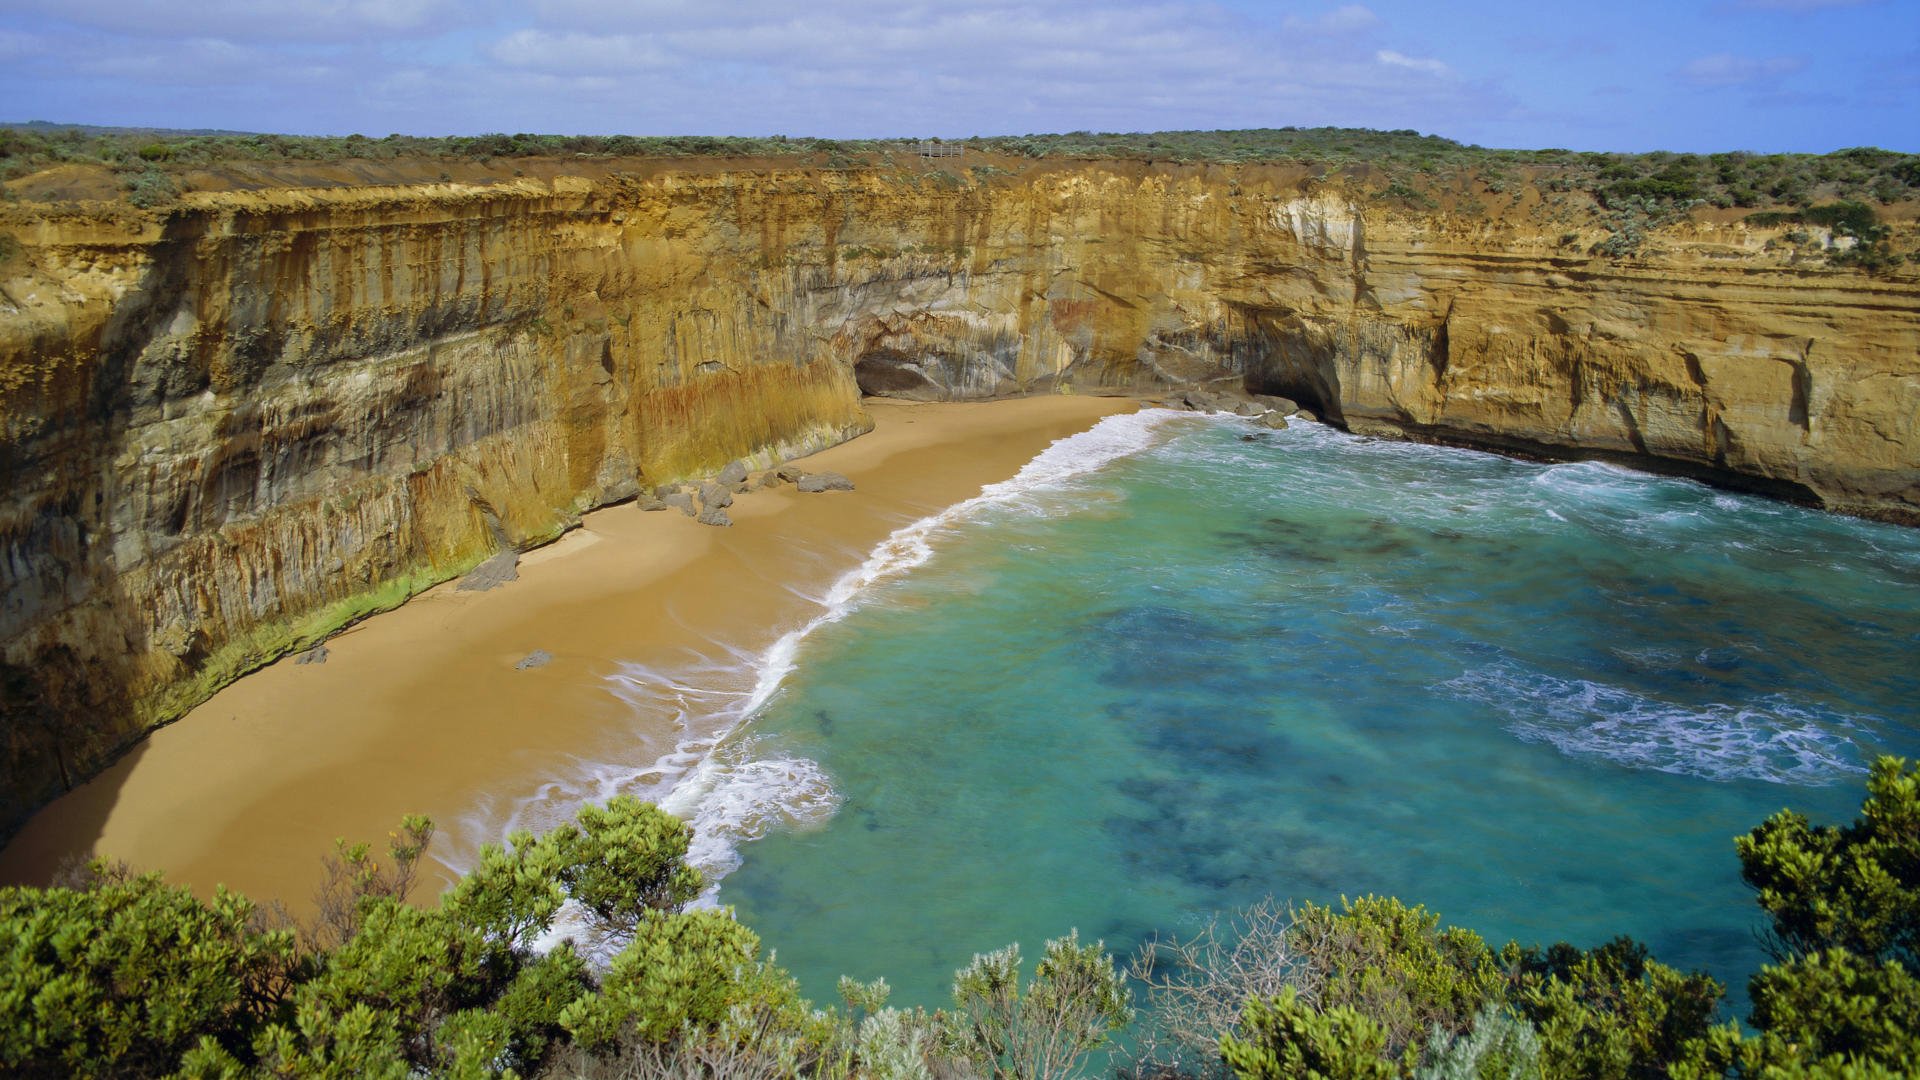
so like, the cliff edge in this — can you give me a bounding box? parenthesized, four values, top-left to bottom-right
(1, 155, 1916, 834)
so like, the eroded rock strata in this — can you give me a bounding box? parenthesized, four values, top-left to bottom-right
(2, 162, 1916, 831)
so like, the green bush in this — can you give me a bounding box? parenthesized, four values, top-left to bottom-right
(1511, 937, 1721, 1080)
(125, 165, 177, 209)
(1289, 896, 1509, 1058)
(1221, 986, 1396, 1080)
(0, 867, 299, 1076)
(1802, 201, 1884, 242)
(946, 930, 1133, 1080)
(1686, 758, 1920, 1077)
(3, 758, 1915, 1077)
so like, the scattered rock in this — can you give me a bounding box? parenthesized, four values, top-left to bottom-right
(796, 471, 855, 493)
(1251, 393, 1301, 415)
(295, 644, 329, 665)
(774, 464, 808, 484)
(698, 482, 734, 509)
(1233, 401, 1265, 417)
(696, 505, 733, 527)
(716, 460, 749, 487)
(754, 471, 783, 490)
(515, 649, 553, 670)
(1258, 411, 1290, 430)
(596, 473, 641, 505)
(636, 493, 669, 511)
(1180, 389, 1234, 413)
(457, 550, 520, 592)
(662, 492, 696, 516)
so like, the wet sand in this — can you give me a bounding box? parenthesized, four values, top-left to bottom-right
(0, 396, 1135, 907)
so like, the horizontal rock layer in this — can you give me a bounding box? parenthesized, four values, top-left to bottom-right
(1, 164, 1915, 832)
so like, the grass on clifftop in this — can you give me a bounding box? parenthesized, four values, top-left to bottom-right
(4, 122, 1918, 214)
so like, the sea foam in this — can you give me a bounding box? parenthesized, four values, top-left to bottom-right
(1441, 662, 1881, 785)
(446, 408, 1187, 904)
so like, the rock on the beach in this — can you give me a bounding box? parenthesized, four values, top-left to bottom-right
(797, 471, 855, 493)
(515, 649, 553, 670)
(696, 505, 734, 527)
(717, 460, 749, 487)
(698, 482, 735, 509)
(457, 550, 520, 592)
(1258, 411, 1290, 430)
(294, 644, 329, 665)
(754, 471, 783, 490)
(663, 492, 696, 516)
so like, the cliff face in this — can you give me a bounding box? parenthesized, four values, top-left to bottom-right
(2, 162, 1916, 831)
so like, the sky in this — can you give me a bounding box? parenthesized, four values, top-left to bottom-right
(0, 0, 1915, 153)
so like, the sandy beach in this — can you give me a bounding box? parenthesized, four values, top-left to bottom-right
(0, 396, 1135, 907)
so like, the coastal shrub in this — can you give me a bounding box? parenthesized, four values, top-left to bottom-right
(1509, 937, 1721, 1080)
(124, 164, 178, 208)
(1290, 896, 1510, 1058)
(1130, 897, 1311, 1077)
(3, 760, 1915, 1077)
(1219, 986, 1396, 1080)
(1682, 757, 1920, 1077)
(553, 794, 704, 937)
(558, 908, 794, 1049)
(1801, 201, 1884, 243)
(946, 931, 1134, 1080)
(1412, 1005, 1544, 1080)
(311, 812, 434, 947)
(0, 867, 299, 1076)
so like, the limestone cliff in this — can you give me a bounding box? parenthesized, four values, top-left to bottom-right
(1, 160, 1916, 832)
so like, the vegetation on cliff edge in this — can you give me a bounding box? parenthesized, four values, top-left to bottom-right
(3, 123, 1916, 219)
(2, 759, 1915, 1078)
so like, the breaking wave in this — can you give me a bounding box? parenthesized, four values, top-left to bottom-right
(1442, 662, 1882, 785)
(447, 408, 1187, 910)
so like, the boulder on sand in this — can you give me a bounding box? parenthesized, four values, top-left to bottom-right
(457, 550, 520, 592)
(796, 471, 855, 493)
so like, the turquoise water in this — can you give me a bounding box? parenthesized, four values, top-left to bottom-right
(661, 413, 1920, 1014)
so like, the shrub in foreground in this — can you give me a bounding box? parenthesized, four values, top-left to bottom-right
(1, 760, 1913, 1078)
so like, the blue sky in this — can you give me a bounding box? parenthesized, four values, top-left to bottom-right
(1, 0, 1914, 152)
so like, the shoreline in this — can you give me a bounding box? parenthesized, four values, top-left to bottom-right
(0, 395, 1136, 908)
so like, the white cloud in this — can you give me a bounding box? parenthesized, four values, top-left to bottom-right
(11, 0, 460, 42)
(474, 0, 1488, 134)
(488, 30, 676, 74)
(0, 0, 1513, 140)
(1680, 52, 1806, 86)
(1376, 50, 1452, 77)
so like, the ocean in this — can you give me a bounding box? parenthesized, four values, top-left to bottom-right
(528, 410, 1920, 1012)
